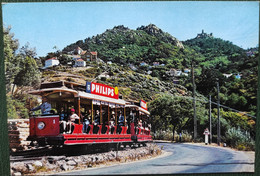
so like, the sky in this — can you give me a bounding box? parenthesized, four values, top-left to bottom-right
(2, 1, 259, 57)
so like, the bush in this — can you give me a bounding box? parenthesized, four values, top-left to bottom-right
(153, 130, 193, 142)
(225, 127, 255, 151)
(153, 130, 173, 141)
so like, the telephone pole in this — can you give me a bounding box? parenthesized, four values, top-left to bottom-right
(209, 95, 212, 144)
(217, 80, 221, 146)
(192, 61, 197, 141)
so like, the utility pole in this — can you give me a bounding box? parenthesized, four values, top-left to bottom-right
(217, 80, 221, 146)
(209, 95, 212, 144)
(192, 61, 197, 141)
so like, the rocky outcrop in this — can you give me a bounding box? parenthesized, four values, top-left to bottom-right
(10, 143, 162, 175)
(137, 24, 184, 48)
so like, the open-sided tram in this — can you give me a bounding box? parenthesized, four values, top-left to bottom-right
(27, 81, 152, 146)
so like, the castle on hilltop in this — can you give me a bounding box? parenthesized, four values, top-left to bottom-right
(196, 30, 213, 39)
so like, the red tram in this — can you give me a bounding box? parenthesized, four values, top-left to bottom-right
(27, 81, 152, 146)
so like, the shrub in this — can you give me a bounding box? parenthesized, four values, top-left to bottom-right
(225, 127, 255, 151)
(153, 130, 193, 142)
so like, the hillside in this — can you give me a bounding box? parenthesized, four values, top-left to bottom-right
(183, 30, 247, 72)
(62, 24, 195, 69)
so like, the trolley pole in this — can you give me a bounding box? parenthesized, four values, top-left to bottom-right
(217, 80, 221, 146)
(192, 61, 197, 141)
(209, 95, 212, 144)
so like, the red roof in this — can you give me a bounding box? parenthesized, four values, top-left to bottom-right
(76, 59, 84, 62)
(46, 57, 58, 61)
(90, 52, 97, 55)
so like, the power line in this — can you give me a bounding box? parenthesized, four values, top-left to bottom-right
(168, 94, 256, 119)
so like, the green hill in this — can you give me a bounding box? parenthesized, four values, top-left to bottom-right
(62, 24, 196, 69)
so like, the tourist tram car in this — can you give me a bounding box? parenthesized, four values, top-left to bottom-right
(27, 81, 152, 146)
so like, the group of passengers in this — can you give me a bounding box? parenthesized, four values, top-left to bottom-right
(30, 96, 149, 135)
(58, 108, 126, 134)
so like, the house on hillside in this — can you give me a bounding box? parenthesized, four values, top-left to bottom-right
(184, 68, 191, 73)
(235, 73, 241, 79)
(129, 64, 137, 71)
(153, 62, 160, 66)
(83, 51, 97, 61)
(140, 61, 148, 66)
(74, 59, 86, 67)
(168, 68, 182, 77)
(45, 57, 60, 68)
(72, 47, 97, 62)
(74, 47, 86, 55)
(223, 73, 233, 78)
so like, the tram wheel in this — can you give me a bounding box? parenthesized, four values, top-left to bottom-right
(38, 140, 46, 146)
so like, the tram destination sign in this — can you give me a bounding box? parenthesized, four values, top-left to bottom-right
(140, 100, 148, 110)
(86, 82, 119, 99)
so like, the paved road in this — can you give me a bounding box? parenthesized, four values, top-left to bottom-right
(56, 142, 254, 175)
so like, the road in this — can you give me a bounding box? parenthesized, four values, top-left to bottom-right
(56, 142, 254, 175)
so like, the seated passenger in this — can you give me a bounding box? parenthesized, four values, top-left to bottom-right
(138, 119, 143, 129)
(148, 123, 151, 130)
(30, 96, 51, 115)
(67, 109, 79, 134)
(93, 110, 100, 134)
(117, 111, 124, 134)
(59, 107, 68, 134)
(101, 120, 108, 134)
(82, 109, 91, 134)
(109, 113, 115, 134)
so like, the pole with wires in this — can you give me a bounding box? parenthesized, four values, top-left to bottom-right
(217, 79, 221, 146)
(209, 95, 212, 144)
(192, 61, 197, 142)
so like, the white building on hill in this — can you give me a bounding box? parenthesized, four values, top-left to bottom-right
(74, 59, 86, 67)
(45, 57, 60, 68)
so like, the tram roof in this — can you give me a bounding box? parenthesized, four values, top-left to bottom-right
(125, 104, 150, 115)
(28, 81, 126, 105)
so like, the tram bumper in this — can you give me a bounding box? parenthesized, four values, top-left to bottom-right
(27, 135, 65, 146)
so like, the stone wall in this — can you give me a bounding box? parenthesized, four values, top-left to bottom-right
(10, 143, 162, 175)
(8, 119, 30, 152)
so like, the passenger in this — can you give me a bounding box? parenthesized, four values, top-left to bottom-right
(138, 119, 143, 129)
(94, 110, 100, 125)
(67, 109, 80, 134)
(109, 112, 115, 134)
(148, 123, 151, 130)
(137, 119, 143, 134)
(82, 109, 91, 134)
(59, 107, 68, 134)
(127, 111, 133, 134)
(30, 96, 51, 115)
(102, 120, 108, 134)
(145, 122, 149, 131)
(117, 111, 124, 134)
(93, 110, 100, 134)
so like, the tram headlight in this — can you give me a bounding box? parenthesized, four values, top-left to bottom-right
(37, 122, 45, 130)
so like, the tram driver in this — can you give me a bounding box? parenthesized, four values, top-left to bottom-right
(30, 96, 51, 115)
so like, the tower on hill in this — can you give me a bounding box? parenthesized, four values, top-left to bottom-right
(196, 30, 213, 39)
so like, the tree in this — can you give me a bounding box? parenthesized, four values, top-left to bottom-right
(3, 26, 21, 91)
(149, 94, 194, 141)
(14, 56, 41, 87)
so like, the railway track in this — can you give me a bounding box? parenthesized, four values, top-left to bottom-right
(10, 142, 146, 162)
